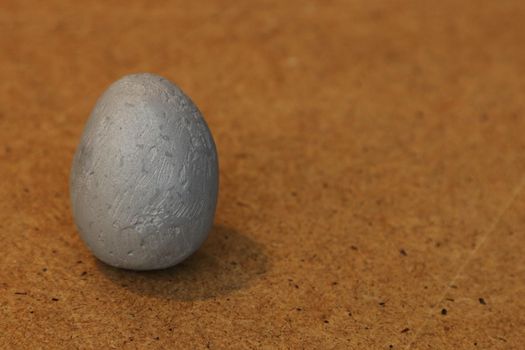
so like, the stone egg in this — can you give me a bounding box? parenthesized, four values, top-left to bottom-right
(70, 73, 219, 270)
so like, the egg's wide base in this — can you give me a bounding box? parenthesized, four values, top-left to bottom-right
(94, 253, 190, 272)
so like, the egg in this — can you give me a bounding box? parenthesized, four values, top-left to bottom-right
(70, 73, 219, 270)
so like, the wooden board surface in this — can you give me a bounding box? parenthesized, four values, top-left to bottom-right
(1, 1, 524, 349)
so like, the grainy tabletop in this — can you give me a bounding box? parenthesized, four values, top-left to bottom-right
(1, 1, 524, 349)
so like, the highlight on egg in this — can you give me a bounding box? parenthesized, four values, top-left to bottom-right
(69, 73, 219, 270)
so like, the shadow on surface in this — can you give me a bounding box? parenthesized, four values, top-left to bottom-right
(96, 225, 269, 301)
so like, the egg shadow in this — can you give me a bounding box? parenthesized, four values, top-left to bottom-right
(96, 225, 269, 301)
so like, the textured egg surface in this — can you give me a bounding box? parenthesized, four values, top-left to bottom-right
(70, 73, 218, 270)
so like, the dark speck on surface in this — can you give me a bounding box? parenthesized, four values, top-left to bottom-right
(51, 297, 59, 301)
(401, 328, 409, 333)
(441, 308, 447, 315)
(399, 249, 407, 256)
(479, 298, 486, 305)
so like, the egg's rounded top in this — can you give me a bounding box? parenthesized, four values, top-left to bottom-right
(70, 73, 218, 270)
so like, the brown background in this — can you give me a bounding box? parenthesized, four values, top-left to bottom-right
(1, 1, 524, 349)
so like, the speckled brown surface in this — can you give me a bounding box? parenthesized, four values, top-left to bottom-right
(1, 1, 525, 349)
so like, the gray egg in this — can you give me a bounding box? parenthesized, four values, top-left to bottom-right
(70, 73, 219, 270)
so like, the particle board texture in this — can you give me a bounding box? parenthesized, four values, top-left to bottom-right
(0, 1, 524, 349)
